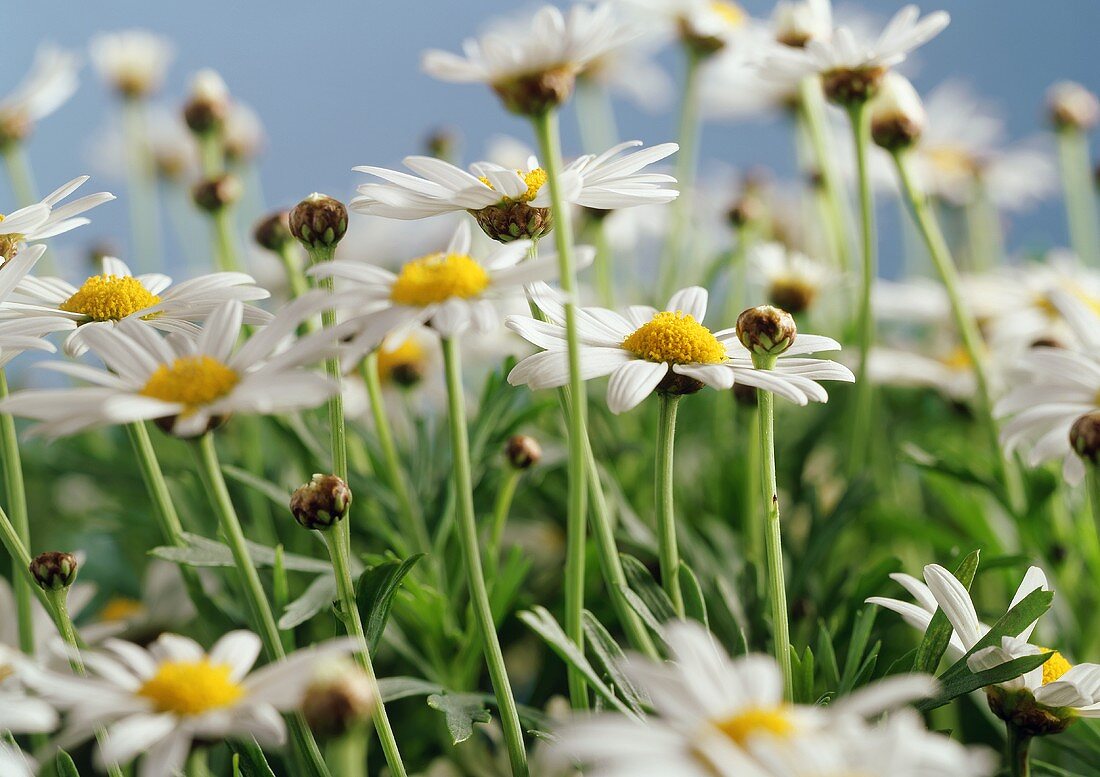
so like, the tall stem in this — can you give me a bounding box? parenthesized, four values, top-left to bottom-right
(797, 78, 854, 272)
(324, 527, 408, 777)
(1, 143, 38, 206)
(655, 393, 683, 616)
(1056, 127, 1100, 266)
(845, 100, 877, 476)
(592, 216, 615, 308)
(965, 179, 1003, 271)
(1006, 723, 1031, 777)
(752, 354, 792, 700)
(440, 338, 528, 777)
(122, 98, 161, 271)
(487, 468, 522, 573)
(574, 78, 618, 153)
(189, 433, 330, 777)
(1088, 463, 1100, 542)
(0, 372, 34, 656)
(213, 209, 243, 272)
(530, 109, 589, 708)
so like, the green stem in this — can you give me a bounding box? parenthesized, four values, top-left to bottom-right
(574, 78, 619, 153)
(0, 372, 34, 657)
(213, 208, 243, 272)
(325, 527, 408, 777)
(965, 178, 1003, 271)
(198, 131, 224, 177)
(1056, 127, 1100, 266)
(189, 433, 330, 777)
(278, 243, 312, 303)
(530, 109, 589, 709)
(122, 98, 161, 272)
(658, 47, 703, 301)
(487, 469, 522, 572)
(845, 100, 877, 476)
(440, 338, 528, 777)
(752, 353, 792, 700)
(592, 216, 615, 308)
(1, 143, 38, 206)
(1006, 723, 1032, 777)
(655, 393, 684, 616)
(743, 402, 763, 590)
(797, 78, 854, 272)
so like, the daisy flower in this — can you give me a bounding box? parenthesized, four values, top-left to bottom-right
(865, 344, 977, 401)
(771, 0, 833, 48)
(26, 630, 352, 777)
(9, 255, 270, 356)
(309, 220, 591, 367)
(0, 45, 80, 145)
(0, 175, 116, 261)
(620, 0, 754, 55)
(0, 245, 76, 367)
(0, 652, 60, 777)
(89, 29, 174, 100)
(81, 561, 199, 645)
(750, 241, 834, 315)
(506, 283, 853, 414)
(0, 296, 344, 438)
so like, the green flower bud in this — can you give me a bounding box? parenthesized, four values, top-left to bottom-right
(736, 305, 797, 356)
(290, 474, 352, 530)
(30, 551, 79, 591)
(290, 194, 348, 251)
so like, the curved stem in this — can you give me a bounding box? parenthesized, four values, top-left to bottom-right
(1056, 127, 1100, 267)
(0, 372, 34, 657)
(440, 338, 528, 777)
(655, 393, 683, 616)
(531, 109, 589, 709)
(1006, 723, 1032, 777)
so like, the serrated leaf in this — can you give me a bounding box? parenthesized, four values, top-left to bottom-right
(620, 554, 677, 624)
(582, 610, 650, 715)
(914, 550, 980, 674)
(356, 554, 423, 651)
(427, 693, 492, 744)
(278, 573, 337, 630)
(678, 562, 708, 628)
(917, 652, 1052, 712)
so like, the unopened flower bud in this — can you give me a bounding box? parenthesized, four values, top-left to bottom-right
(290, 193, 348, 252)
(737, 305, 797, 356)
(253, 211, 294, 253)
(871, 73, 926, 152)
(772, 0, 830, 48)
(472, 201, 553, 243)
(301, 657, 376, 737)
(822, 67, 886, 107)
(30, 551, 78, 591)
(191, 174, 242, 213)
(727, 192, 765, 228)
(505, 435, 542, 470)
(1070, 411, 1100, 465)
(183, 69, 231, 135)
(492, 67, 577, 116)
(1047, 81, 1100, 132)
(290, 474, 352, 530)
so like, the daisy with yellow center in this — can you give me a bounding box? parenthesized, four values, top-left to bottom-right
(25, 630, 354, 777)
(508, 282, 852, 414)
(0, 245, 76, 368)
(10, 255, 271, 357)
(0, 176, 115, 262)
(375, 336, 430, 386)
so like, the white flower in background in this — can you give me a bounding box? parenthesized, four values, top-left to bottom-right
(26, 630, 353, 777)
(620, 0, 753, 52)
(10, 255, 270, 356)
(82, 561, 199, 644)
(89, 29, 174, 99)
(873, 278, 949, 325)
(507, 283, 852, 413)
(0, 45, 80, 145)
(0, 245, 76, 367)
(310, 221, 586, 367)
(968, 638, 1100, 718)
(577, 27, 674, 112)
(351, 140, 678, 222)
(864, 343, 977, 401)
(0, 176, 116, 260)
(771, 0, 833, 48)
(750, 241, 834, 315)
(0, 297, 344, 438)
(224, 102, 265, 163)
(0, 651, 59, 777)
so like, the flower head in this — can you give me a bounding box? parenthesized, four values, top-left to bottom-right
(1047, 81, 1100, 132)
(870, 71, 927, 151)
(0, 45, 80, 147)
(0, 176, 114, 262)
(89, 30, 174, 99)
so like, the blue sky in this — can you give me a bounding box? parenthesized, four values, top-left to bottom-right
(6, 1, 1100, 275)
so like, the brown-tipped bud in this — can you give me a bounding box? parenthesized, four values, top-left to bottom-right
(822, 67, 886, 107)
(30, 551, 78, 591)
(732, 381, 758, 406)
(737, 305, 797, 356)
(0, 111, 31, 149)
(290, 474, 352, 530)
(183, 69, 231, 135)
(492, 66, 577, 116)
(425, 126, 460, 161)
(505, 435, 542, 470)
(1071, 411, 1100, 465)
(870, 73, 926, 152)
(301, 658, 376, 737)
(727, 192, 766, 228)
(253, 211, 294, 253)
(191, 174, 242, 213)
(472, 202, 553, 243)
(290, 193, 348, 252)
(768, 278, 817, 316)
(1048, 81, 1100, 132)
(773, 0, 830, 48)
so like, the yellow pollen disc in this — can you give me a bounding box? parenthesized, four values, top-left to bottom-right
(100, 596, 145, 622)
(478, 168, 548, 203)
(622, 311, 727, 365)
(713, 706, 794, 747)
(376, 338, 426, 382)
(1038, 648, 1072, 685)
(138, 659, 244, 716)
(390, 253, 491, 306)
(927, 146, 978, 176)
(140, 355, 239, 410)
(59, 275, 162, 322)
(710, 0, 747, 27)
(941, 345, 972, 371)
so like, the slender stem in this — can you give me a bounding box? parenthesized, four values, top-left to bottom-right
(530, 109, 589, 709)
(845, 100, 877, 476)
(592, 216, 615, 308)
(278, 243, 313, 302)
(0, 504, 56, 618)
(487, 469, 522, 573)
(198, 131, 224, 177)
(1056, 127, 1100, 266)
(325, 528, 408, 777)
(0, 372, 34, 656)
(440, 338, 528, 776)
(797, 77, 854, 272)
(743, 402, 763, 590)
(965, 179, 1003, 271)
(122, 98, 161, 272)
(658, 47, 703, 301)
(1, 143, 38, 206)
(1006, 723, 1032, 777)
(574, 77, 619, 153)
(213, 208, 243, 272)
(752, 353, 792, 700)
(189, 434, 330, 777)
(654, 393, 684, 616)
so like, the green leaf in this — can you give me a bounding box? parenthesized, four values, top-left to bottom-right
(378, 676, 444, 702)
(356, 554, 423, 651)
(913, 550, 980, 674)
(618, 585, 667, 640)
(152, 532, 332, 573)
(620, 554, 677, 624)
(229, 739, 278, 777)
(582, 610, 650, 715)
(55, 752, 80, 777)
(278, 573, 337, 630)
(221, 465, 293, 508)
(791, 645, 815, 704)
(917, 652, 1052, 712)
(678, 562, 708, 628)
(839, 608, 877, 694)
(427, 693, 492, 744)
(816, 621, 841, 690)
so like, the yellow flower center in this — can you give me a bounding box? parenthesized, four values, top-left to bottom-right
(100, 596, 146, 622)
(138, 659, 244, 716)
(927, 146, 978, 177)
(140, 355, 240, 410)
(59, 275, 162, 322)
(710, 0, 747, 27)
(478, 168, 548, 203)
(1039, 648, 1072, 686)
(0, 213, 23, 263)
(941, 346, 972, 371)
(390, 253, 491, 306)
(376, 338, 426, 383)
(622, 311, 727, 365)
(1035, 289, 1100, 320)
(713, 706, 794, 747)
